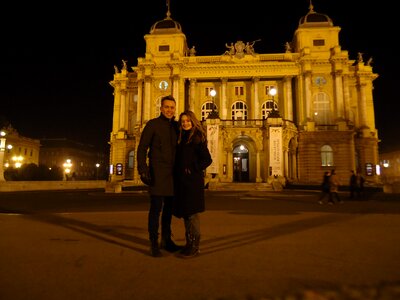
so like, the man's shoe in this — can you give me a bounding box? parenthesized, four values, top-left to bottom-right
(161, 238, 184, 253)
(180, 246, 200, 258)
(150, 239, 162, 257)
(150, 247, 162, 257)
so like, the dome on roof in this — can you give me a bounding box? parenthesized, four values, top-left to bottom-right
(150, 11, 182, 34)
(299, 4, 333, 27)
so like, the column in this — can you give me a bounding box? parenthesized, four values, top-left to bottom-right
(136, 80, 143, 124)
(334, 71, 345, 120)
(252, 77, 260, 119)
(283, 149, 288, 179)
(284, 76, 293, 121)
(189, 79, 196, 111)
(119, 91, 126, 130)
(227, 151, 233, 182)
(304, 72, 312, 120)
(144, 77, 152, 122)
(173, 76, 180, 113)
(112, 86, 121, 132)
(342, 75, 351, 120)
(221, 78, 228, 119)
(358, 82, 368, 127)
(256, 151, 262, 182)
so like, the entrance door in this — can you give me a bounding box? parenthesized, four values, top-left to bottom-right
(233, 145, 249, 182)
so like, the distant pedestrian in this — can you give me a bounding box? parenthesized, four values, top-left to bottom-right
(349, 170, 358, 199)
(329, 169, 342, 204)
(350, 170, 366, 199)
(318, 171, 331, 204)
(357, 172, 365, 199)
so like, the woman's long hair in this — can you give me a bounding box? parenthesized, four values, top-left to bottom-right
(177, 110, 207, 144)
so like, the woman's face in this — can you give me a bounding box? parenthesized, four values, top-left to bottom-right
(181, 115, 193, 130)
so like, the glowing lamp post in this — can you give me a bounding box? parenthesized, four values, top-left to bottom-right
(268, 87, 280, 117)
(63, 159, 72, 180)
(0, 131, 6, 181)
(269, 87, 277, 99)
(95, 163, 100, 180)
(12, 155, 23, 168)
(207, 89, 219, 119)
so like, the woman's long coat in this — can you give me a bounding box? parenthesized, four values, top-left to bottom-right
(137, 114, 178, 196)
(173, 132, 212, 218)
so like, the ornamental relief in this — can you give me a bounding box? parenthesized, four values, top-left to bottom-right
(221, 128, 264, 152)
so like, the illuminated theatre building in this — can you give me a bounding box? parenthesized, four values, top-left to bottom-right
(108, 5, 380, 187)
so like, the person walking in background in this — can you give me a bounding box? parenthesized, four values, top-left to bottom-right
(137, 95, 183, 257)
(318, 171, 331, 204)
(349, 170, 358, 199)
(173, 110, 212, 258)
(357, 172, 365, 198)
(329, 169, 342, 204)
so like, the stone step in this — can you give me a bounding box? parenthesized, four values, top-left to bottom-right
(208, 182, 273, 191)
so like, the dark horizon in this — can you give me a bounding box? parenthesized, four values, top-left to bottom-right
(0, 0, 398, 151)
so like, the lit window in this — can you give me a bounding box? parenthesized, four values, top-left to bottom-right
(128, 151, 135, 169)
(231, 101, 248, 120)
(261, 100, 278, 119)
(205, 87, 214, 97)
(201, 101, 218, 120)
(313, 92, 332, 124)
(321, 145, 333, 166)
(265, 85, 276, 96)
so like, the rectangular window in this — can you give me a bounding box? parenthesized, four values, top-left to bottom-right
(205, 87, 214, 97)
(265, 85, 275, 96)
(313, 39, 325, 46)
(234, 86, 244, 96)
(158, 45, 170, 51)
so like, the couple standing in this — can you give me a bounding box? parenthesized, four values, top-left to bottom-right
(137, 95, 212, 258)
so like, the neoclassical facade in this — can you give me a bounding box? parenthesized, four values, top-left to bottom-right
(108, 4, 380, 187)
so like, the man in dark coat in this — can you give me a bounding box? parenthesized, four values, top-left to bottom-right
(137, 95, 182, 257)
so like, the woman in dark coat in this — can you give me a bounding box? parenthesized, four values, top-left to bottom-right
(174, 110, 212, 258)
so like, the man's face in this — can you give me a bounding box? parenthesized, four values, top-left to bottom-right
(160, 99, 176, 119)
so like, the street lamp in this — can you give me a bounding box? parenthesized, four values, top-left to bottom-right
(0, 130, 6, 181)
(207, 89, 219, 119)
(63, 159, 72, 180)
(268, 87, 280, 117)
(95, 163, 100, 180)
(269, 87, 277, 99)
(12, 155, 23, 168)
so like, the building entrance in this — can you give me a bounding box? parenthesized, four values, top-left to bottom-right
(233, 145, 249, 182)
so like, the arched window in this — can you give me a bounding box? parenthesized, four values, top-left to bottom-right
(201, 101, 218, 120)
(321, 145, 333, 166)
(231, 101, 248, 120)
(128, 151, 135, 169)
(261, 100, 278, 119)
(313, 92, 332, 124)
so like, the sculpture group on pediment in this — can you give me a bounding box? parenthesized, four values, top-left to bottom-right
(223, 40, 260, 58)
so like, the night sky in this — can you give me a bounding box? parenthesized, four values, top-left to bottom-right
(0, 1, 397, 152)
